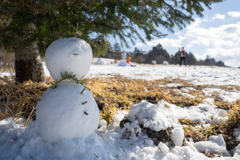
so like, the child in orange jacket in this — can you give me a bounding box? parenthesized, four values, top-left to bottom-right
(127, 57, 131, 64)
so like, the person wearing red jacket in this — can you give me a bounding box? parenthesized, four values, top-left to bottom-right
(179, 47, 186, 66)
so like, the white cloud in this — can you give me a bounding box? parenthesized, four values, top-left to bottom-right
(212, 14, 225, 20)
(228, 11, 240, 18)
(183, 19, 240, 49)
(196, 47, 240, 61)
(135, 17, 240, 67)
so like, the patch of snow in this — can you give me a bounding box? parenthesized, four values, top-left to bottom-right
(171, 125, 184, 146)
(0, 72, 14, 78)
(202, 88, 240, 102)
(127, 102, 173, 131)
(87, 65, 240, 86)
(193, 134, 230, 156)
(167, 83, 181, 87)
(181, 88, 189, 92)
(94, 57, 107, 65)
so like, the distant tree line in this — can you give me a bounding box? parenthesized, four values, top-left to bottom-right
(103, 43, 225, 66)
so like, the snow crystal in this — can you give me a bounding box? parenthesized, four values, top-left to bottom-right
(45, 37, 92, 80)
(36, 82, 99, 143)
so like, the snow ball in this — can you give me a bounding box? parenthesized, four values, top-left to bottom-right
(99, 119, 107, 127)
(138, 152, 146, 160)
(94, 57, 107, 65)
(107, 121, 119, 131)
(113, 110, 128, 124)
(152, 60, 156, 65)
(158, 142, 169, 155)
(144, 139, 154, 146)
(163, 61, 169, 65)
(171, 125, 184, 146)
(117, 60, 130, 67)
(36, 82, 99, 143)
(162, 153, 179, 160)
(98, 119, 108, 133)
(45, 37, 92, 80)
(143, 119, 150, 128)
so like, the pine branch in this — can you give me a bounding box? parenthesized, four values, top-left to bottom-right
(50, 71, 89, 90)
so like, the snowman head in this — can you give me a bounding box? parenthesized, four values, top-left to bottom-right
(45, 37, 92, 81)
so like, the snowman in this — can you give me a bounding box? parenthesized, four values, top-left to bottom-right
(36, 37, 99, 143)
(117, 51, 130, 67)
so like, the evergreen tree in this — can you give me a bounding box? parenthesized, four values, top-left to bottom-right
(186, 52, 197, 65)
(216, 61, 225, 66)
(0, 0, 223, 82)
(112, 43, 122, 60)
(131, 47, 146, 63)
(205, 55, 216, 65)
(145, 44, 170, 64)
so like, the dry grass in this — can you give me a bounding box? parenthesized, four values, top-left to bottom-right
(0, 75, 239, 150)
(0, 81, 50, 126)
(86, 76, 205, 124)
(214, 99, 240, 110)
(0, 75, 205, 126)
(182, 99, 240, 150)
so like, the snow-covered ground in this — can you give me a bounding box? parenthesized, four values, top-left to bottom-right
(2, 62, 240, 87)
(1, 62, 240, 160)
(87, 64, 240, 86)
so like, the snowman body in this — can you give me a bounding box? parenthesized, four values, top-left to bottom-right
(36, 38, 99, 143)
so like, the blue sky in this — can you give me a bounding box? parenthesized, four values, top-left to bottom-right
(108, 0, 240, 67)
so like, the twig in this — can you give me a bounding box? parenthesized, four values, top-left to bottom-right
(75, 22, 79, 37)
(82, 101, 87, 105)
(0, 77, 40, 101)
(166, 132, 175, 147)
(24, 106, 36, 127)
(81, 88, 85, 94)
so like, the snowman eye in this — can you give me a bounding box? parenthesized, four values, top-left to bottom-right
(84, 111, 89, 115)
(73, 53, 79, 55)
